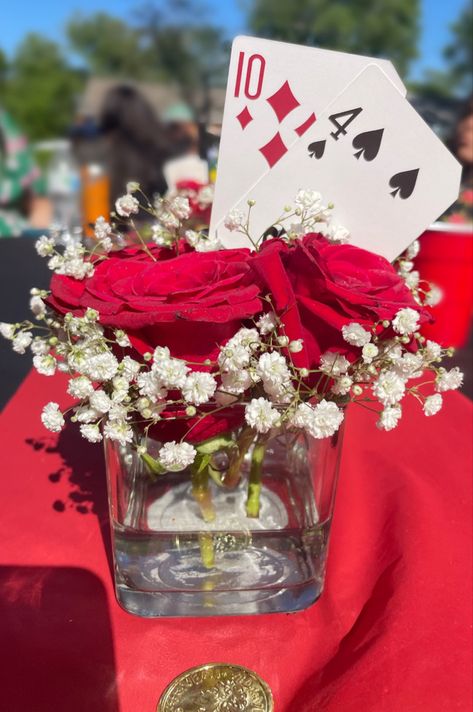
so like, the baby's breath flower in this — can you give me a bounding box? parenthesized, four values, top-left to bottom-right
(80, 423, 103, 443)
(94, 216, 112, 244)
(114, 330, 131, 348)
(35, 235, 55, 257)
(322, 223, 350, 243)
(185, 230, 222, 252)
(256, 312, 278, 335)
(12, 331, 33, 354)
(158, 441, 196, 471)
(342, 322, 371, 347)
(423, 394, 443, 416)
(289, 339, 303, 353)
(319, 351, 350, 376)
(153, 358, 189, 389)
(33, 354, 56, 376)
(90, 390, 112, 414)
(30, 295, 46, 318)
(331, 375, 353, 396)
(406, 239, 420, 259)
(120, 356, 141, 381)
(115, 194, 139, 217)
(245, 397, 280, 433)
(423, 340, 442, 362)
(182, 372, 217, 405)
(424, 285, 442, 306)
(277, 335, 290, 347)
(377, 405, 402, 431)
(294, 189, 322, 211)
(435, 367, 463, 392)
(169, 196, 191, 220)
(393, 353, 424, 380)
(75, 406, 101, 423)
(257, 352, 291, 386)
(404, 270, 420, 290)
(373, 371, 406, 406)
(0, 322, 16, 339)
(224, 209, 245, 231)
(31, 338, 50, 356)
(362, 343, 379, 364)
(308, 400, 344, 438)
(218, 343, 251, 372)
(41, 402, 64, 432)
(83, 352, 119, 381)
(103, 419, 133, 446)
(126, 181, 140, 193)
(392, 308, 420, 336)
(137, 371, 167, 402)
(67, 376, 94, 399)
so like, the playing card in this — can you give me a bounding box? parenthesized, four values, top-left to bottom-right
(214, 64, 461, 262)
(210, 35, 406, 238)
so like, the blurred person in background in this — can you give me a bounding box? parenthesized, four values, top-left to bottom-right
(443, 97, 473, 224)
(99, 85, 169, 213)
(163, 102, 200, 158)
(0, 107, 51, 237)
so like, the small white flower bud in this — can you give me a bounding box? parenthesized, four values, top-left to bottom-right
(186, 406, 197, 416)
(277, 335, 290, 347)
(299, 368, 309, 378)
(352, 385, 363, 396)
(143, 352, 152, 361)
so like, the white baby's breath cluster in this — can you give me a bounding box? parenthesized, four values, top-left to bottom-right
(0, 189, 463, 496)
(224, 189, 349, 247)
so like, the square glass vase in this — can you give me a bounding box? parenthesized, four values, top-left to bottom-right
(104, 420, 344, 617)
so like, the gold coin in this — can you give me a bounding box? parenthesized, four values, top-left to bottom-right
(157, 662, 274, 712)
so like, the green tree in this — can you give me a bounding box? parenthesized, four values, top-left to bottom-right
(4, 34, 83, 140)
(443, 3, 473, 94)
(245, 0, 420, 76)
(0, 48, 8, 92)
(67, 12, 150, 79)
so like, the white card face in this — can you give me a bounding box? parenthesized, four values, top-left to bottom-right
(215, 65, 462, 262)
(164, 155, 209, 190)
(210, 35, 406, 237)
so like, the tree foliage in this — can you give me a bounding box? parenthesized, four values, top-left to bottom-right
(246, 0, 420, 76)
(67, 12, 150, 79)
(3, 34, 83, 140)
(443, 3, 473, 94)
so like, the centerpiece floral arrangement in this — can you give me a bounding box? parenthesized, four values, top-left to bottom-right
(1, 184, 463, 522)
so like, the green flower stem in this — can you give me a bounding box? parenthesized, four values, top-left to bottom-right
(246, 438, 268, 518)
(224, 426, 256, 489)
(199, 532, 215, 569)
(191, 466, 216, 523)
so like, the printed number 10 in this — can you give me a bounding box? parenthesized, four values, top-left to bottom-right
(234, 51, 266, 99)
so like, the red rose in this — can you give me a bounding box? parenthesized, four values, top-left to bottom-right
(250, 234, 428, 368)
(48, 242, 262, 364)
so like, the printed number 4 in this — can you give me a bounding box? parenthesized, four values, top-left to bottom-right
(329, 108, 363, 140)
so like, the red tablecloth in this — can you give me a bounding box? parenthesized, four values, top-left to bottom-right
(0, 370, 471, 712)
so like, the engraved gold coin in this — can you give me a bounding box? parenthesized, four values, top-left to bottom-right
(157, 662, 274, 711)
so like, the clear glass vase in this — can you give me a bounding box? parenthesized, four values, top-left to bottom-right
(104, 419, 344, 617)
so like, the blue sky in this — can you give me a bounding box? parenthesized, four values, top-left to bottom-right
(0, 0, 467, 80)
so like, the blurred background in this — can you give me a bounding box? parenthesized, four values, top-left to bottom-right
(0, 0, 472, 406)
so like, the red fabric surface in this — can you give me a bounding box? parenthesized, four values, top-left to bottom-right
(0, 369, 471, 712)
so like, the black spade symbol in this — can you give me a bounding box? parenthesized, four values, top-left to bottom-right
(352, 128, 384, 161)
(389, 169, 420, 199)
(307, 140, 326, 159)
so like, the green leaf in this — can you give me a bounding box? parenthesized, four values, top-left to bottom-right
(140, 452, 166, 477)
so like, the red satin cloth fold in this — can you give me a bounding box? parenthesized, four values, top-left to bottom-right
(0, 370, 471, 712)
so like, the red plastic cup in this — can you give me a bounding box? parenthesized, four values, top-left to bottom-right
(415, 223, 473, 347)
